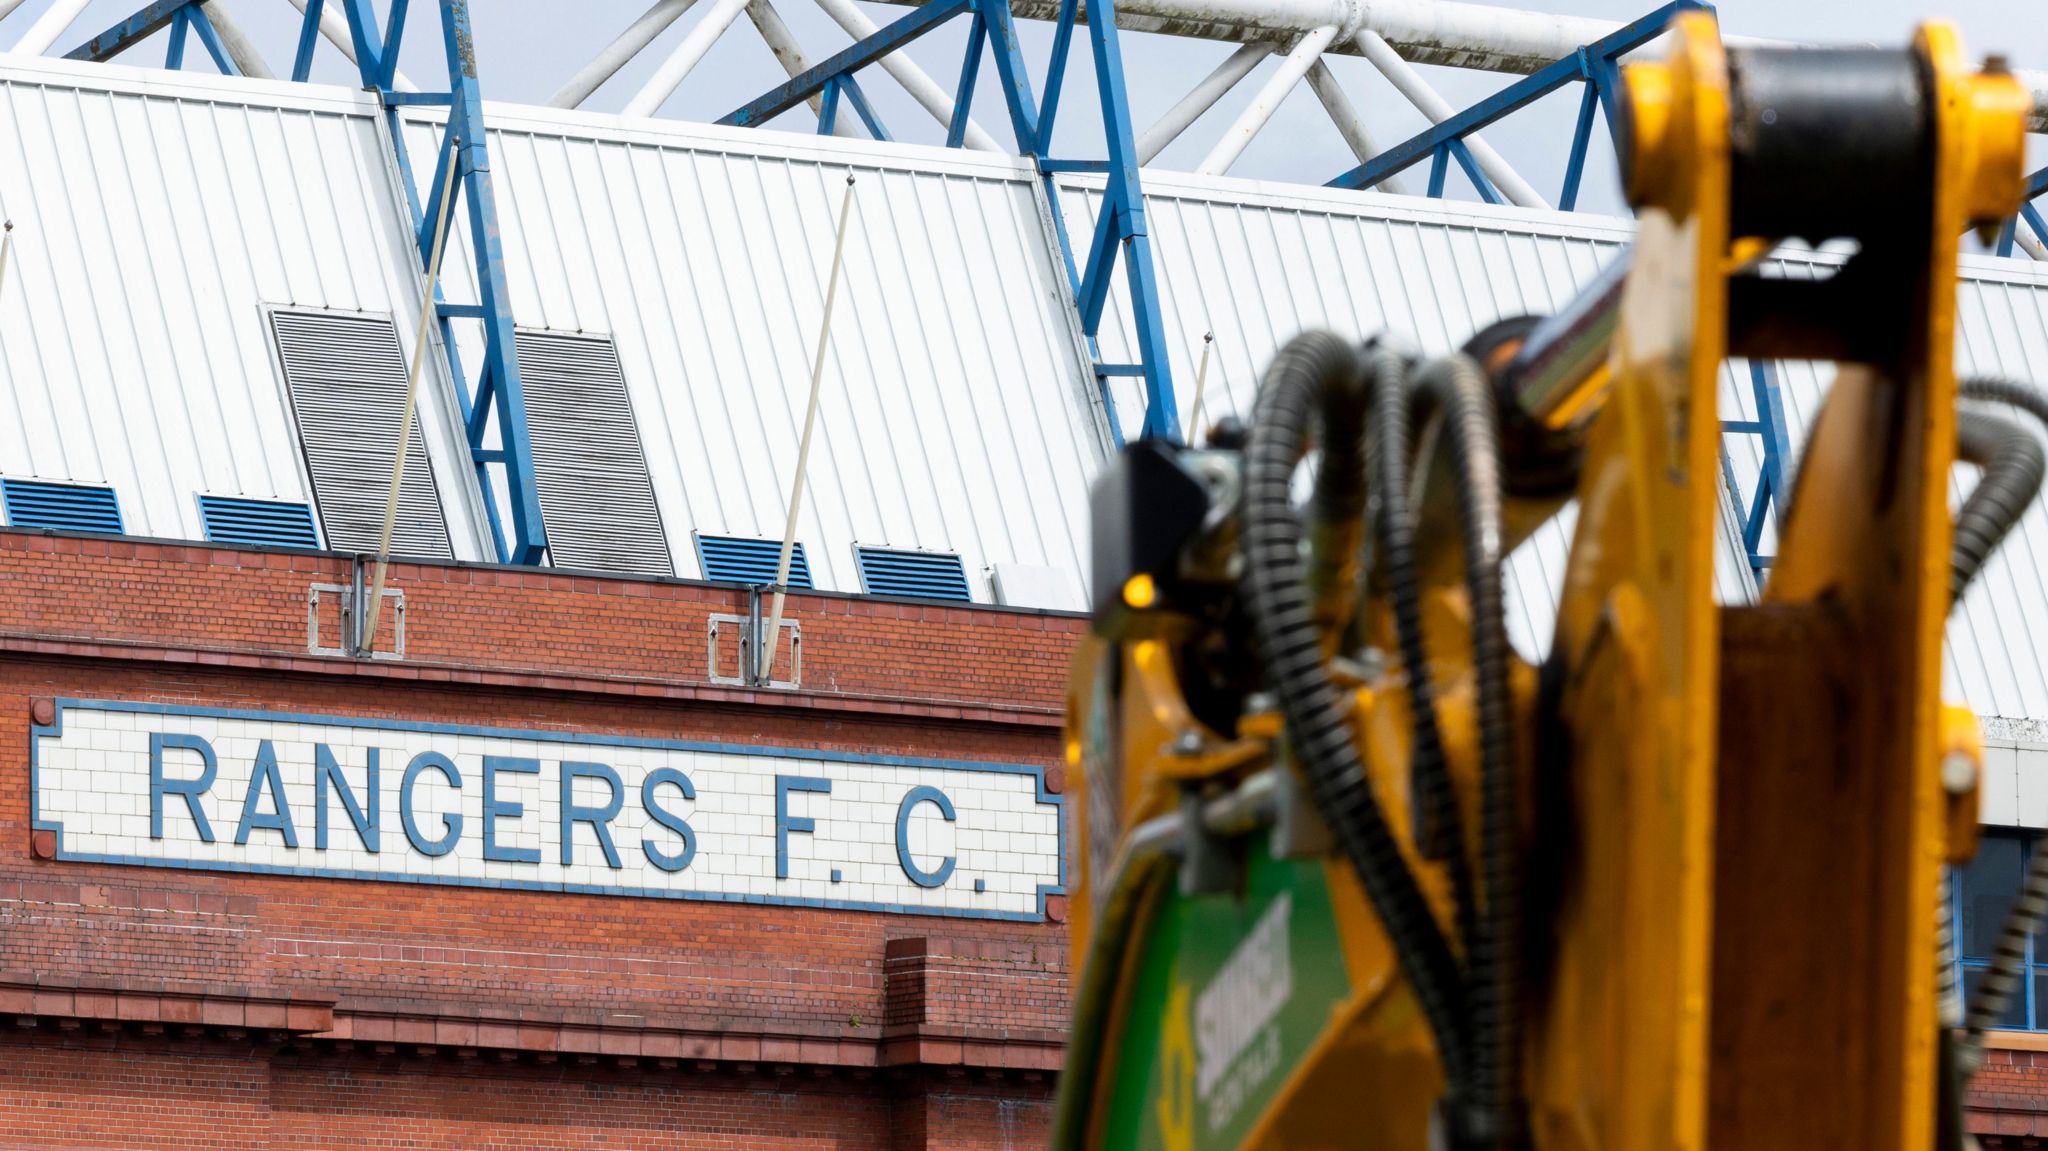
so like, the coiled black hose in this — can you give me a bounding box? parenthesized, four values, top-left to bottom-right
(1948, 379, 2048, 1080)
(1241, 331, 1471, 1097)
(1952, 382, 2048, 606)
(1370, 343, 1474, 941)
(1414, 353, 1524, 1148)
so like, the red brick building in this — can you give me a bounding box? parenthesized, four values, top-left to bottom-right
(0, 531, 1077, 1148)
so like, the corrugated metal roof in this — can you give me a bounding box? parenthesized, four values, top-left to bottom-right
(0, 57, 494, 557)
(400, 104, 1104, 606)
(6, 57, 2048, 720)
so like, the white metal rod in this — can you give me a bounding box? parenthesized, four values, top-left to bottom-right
(1135, 42, 1271, 166)
(1305, 57, 1407, 195)
(200, 1, 276, 79)
(362, 137, 461, 653)
(745, 0, 861, 137)
(0, 221, 14, 304)
(1198, 24, 1335, 176)
(10, 0, 89, 55)
(281, 0, 419, 92)
(550, 0, 696, 108)
(622, 0, 752, 117)
(762, 173, 857, 683)
(1355, 29, 1548, 209)
(810, 0, 1002, 152)
(548, 0, 700, 109)
(2018, 215, 2048, 263)
(1185, 331, 1214, 440)
(0, 0, 37, 26)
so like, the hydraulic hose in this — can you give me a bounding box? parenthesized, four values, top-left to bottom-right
(1241, 330, 1471, 1098)
(1949, 379, 2048, 1080)
(1414, 353, 1524, 1148)
(1372, 346, 1478, 954)
(1950, 406, 2044, 607)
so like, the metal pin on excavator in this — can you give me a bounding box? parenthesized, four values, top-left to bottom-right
(1054, 12, 2044, 1149)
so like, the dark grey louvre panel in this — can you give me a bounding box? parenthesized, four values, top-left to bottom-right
(516, 330, 673, 576)
(270, 310, 453, 560)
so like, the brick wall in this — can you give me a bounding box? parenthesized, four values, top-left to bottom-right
(0, 530, 1081, 1149)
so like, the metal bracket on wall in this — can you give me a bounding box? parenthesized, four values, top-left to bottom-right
(708, 588, 801, 689)
(308, 560, 406, 660)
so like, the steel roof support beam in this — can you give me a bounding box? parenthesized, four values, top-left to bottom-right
(721, 0, 969, 128)
(1304, 58, 1407, 195)
(623, 0, 753, 116)
(1329, 0, 1706, 208)
(1197, 23, 1334, 176)
(1134, 41, 1271, 165)
(283, 0, 418, 90)
(1046, 0, 1178, 439)
(304, 0, 547, 564)
(1349, 28, 1546, 207)
(10, 0, 90, 55)
(746, 0, 862, 135)
(202, 2, 276, 78)
(548, 0, 696, 109)
(808, 0, 1002, 152)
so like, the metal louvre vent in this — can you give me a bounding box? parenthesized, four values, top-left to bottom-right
(697, 534, 813, 588)
(1, 479, 122, 534)
(854, 545, 972, 602)
(197, 495, 320, 549)
(270, 309, 453, 560)
(515, 330, 673, 576)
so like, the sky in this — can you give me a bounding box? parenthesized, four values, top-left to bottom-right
(8, 0, 2045, 217)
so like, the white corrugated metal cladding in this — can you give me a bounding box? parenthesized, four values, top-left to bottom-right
(4, 56, 2048, 730)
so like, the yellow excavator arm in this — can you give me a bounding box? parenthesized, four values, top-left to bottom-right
(1056, 13, 2035, 1149)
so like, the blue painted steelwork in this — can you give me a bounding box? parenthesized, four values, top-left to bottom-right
(720, 0, 1179, 440)
(1719, 360, 1792, 580)
(63, 0, 238, 75)
(307, 0, 550, 565)
(72, 0, 548, 564)
(1994, 165, 2048, 257)
(1329, 0, 1709, 205)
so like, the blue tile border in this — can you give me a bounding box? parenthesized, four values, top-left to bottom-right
(31, 698, 1068, 922)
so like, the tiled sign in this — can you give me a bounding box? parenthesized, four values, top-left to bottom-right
(31, 700, 1065, 921)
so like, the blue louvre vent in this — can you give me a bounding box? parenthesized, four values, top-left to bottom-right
(197, 496, 321, 550)
(854, 546, 972, 602)
(1, 479, 123, 535)
(696, 535, 814, 589)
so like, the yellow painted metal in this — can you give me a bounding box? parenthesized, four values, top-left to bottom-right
(1059, 12, 2029, 1149)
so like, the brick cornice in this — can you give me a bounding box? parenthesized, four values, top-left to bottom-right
(0, 632, 1065, 728)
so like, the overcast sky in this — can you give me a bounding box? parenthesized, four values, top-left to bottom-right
(11, 0, 2045, 216)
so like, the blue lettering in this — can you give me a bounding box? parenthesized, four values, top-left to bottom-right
(482, 756, 540, 864)
(234, 739, 299, 848)
(314, 744, 379, 853)
(775, 776, 831, 879)
(895, 786, 957, 888)
(560, 761, 623, 869)
(640, 767, 697, 873)
(149, 732, 216, 842)
(400, 751, 463, 857)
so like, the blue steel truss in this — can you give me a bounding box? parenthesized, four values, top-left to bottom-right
(65, 0, 239, 75)
(1330, 0, 1709, 209)
(1719, 361, 1792, 581)
(69, 0, 549, 566)
(1995, 166, 2048, 258)
(722, 0, 1180, 441)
